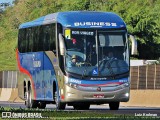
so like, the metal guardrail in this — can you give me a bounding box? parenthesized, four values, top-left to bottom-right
(0, 71, 17, 88)
(130, 64, 160, 89)
(0, 65, 160, 89)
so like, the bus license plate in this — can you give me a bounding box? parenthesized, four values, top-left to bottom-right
(93, 94, 104, 98)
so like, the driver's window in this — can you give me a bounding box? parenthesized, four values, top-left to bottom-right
(65, 51, 86, 67)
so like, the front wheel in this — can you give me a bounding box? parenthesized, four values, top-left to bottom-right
(55, 91, 66, 110)
(109, 102, 120, 110)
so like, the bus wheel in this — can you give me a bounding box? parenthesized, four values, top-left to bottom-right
(109, 102, 119, 110)
(26, 87, 37, 108)
(73, 103, 90, 110)
(38, 102, 46, 109)
(55, 92, 66, 110)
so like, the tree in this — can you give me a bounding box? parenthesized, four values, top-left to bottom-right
(13, 0, 19, 5)
(0, 0, 160, 70)
(0, 2, 10, 10)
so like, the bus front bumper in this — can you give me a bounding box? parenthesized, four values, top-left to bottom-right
(62, 85, 130, 103)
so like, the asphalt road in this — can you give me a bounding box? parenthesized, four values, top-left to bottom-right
(0, 101, 160, 117)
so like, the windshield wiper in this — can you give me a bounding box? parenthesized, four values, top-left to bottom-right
(67, 48, 81, 51)
(81, 57, 91, 79)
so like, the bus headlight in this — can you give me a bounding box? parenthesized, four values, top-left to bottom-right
(68, 83, 78, 89)
(125, 93, 129, 97)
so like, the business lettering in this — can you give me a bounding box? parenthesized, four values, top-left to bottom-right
(74, 22, 117, 27)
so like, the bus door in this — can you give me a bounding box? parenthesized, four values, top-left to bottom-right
(43, 52, 55, 101)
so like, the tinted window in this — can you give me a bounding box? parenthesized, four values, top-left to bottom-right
(18, 29, 26, 53)
(50, 24, 56, 51)
(33, 26, 39, 52)
(38, 26, 44, 51)
(18, 23, 56, 53)
(28, 28, 33, 52)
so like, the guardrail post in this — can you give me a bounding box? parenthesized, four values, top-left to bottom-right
(15, 71, 18, 88)
(154, 64, 156, 89)
(146, 65, 148, 89)
(2, 71, 4, 88)
(137, 66, 139, 90)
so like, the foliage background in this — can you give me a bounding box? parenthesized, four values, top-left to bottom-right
(0, 0, 160, 70)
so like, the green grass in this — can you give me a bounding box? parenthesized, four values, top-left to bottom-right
(0, 107, 158, 120)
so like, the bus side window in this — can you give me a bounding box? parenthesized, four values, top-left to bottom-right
(50, 24, 56, 54)
(25, 29, 30, 52)
(38, 26, 44, 51)
(32, 27, 38, 52)
(19, 29, 26, 53)
(44, 25, 50, 51)
(18, 29, 24, 53)
(28, 28, 33, 52)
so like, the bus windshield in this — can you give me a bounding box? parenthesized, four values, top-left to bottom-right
(65, 29, 129, 78)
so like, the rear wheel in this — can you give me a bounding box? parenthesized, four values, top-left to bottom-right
(25, 87, 38, 108)
(109, 102, 119, 110)
(55, 91, 66, 110)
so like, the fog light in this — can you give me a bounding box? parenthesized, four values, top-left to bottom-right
(67, 93, 74, 97)
(68, 93, 72, 97)
(125, 93, 129, 97)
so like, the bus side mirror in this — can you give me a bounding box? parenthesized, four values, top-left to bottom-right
(59, 33, 66, 56)
(129, 35, 137, 55)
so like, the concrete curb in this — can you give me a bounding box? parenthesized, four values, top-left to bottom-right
(0, 89, 160, 107)
(8, 88, 24, 103)
(0, 88, 24, 103)
(121, 90, 160, 107)
(0, 88, 12, 101)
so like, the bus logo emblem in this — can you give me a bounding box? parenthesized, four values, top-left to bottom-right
(97, 87, 101, 91)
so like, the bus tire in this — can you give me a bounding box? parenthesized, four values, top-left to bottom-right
(109, 102, 119, 110)
(26, 87, 37, 108)
(56, 101, 66, 110)
(55, 92, 66, 110)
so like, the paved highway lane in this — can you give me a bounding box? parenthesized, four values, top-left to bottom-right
(0, 101, 160, 117)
